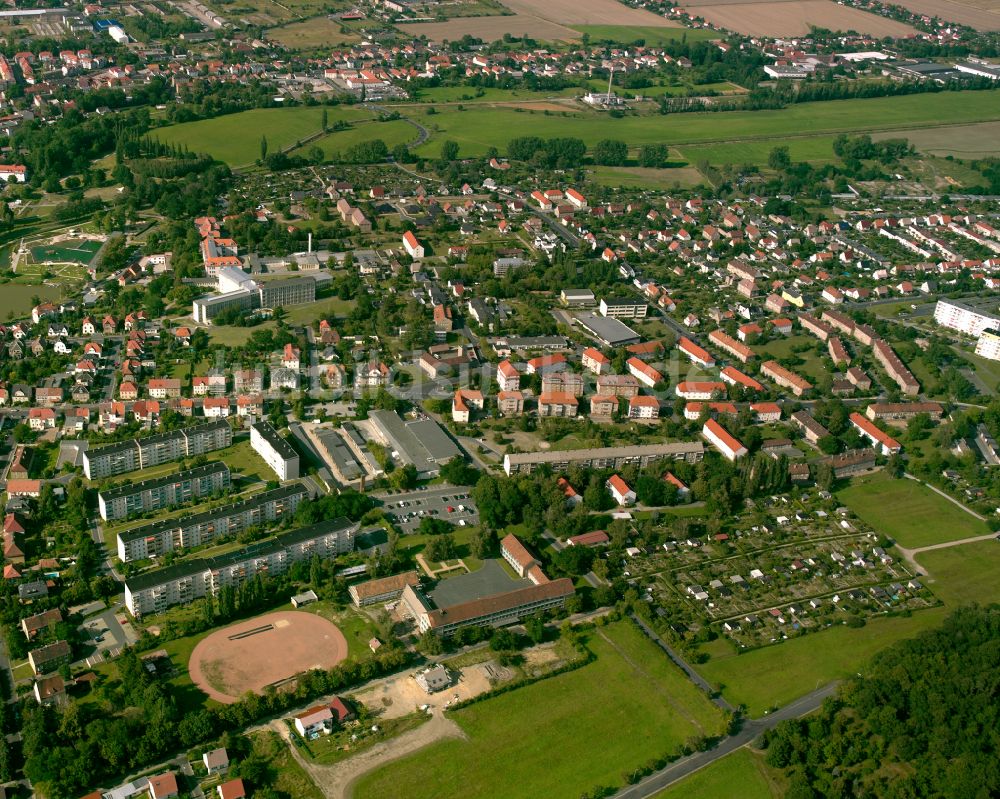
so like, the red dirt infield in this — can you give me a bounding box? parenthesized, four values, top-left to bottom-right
(188, 610, 349, 704)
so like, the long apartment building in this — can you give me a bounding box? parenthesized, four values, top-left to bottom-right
(250, 421, 300, 480)
(98, 462, 231, 522)
(116, 484, 307, 562)
(83, 420, 233, 480)
(504, 441, 704, 475)
(760, 360, 813, 397)
(934, 298, 1000, 337)
(708, 330, 754, 364)
(124, 518, 358, 617)
(872, 339, 919, 396)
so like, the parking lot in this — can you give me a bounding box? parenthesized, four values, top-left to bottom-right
(78, 604, 140, 665)
(375, 485, 479, 534)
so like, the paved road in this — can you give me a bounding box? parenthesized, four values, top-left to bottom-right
(611, 681, 839, 799)
(630, 614, 735, 713)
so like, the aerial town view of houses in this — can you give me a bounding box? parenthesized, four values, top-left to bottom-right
(0, 0, 996, 794)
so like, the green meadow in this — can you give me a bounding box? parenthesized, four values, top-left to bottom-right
(354, 622, 725, 799)
(151, 106, 375, 166)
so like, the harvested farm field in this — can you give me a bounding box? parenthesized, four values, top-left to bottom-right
(886, 0, 1000, 30)
(403, 0, 682, 42)
(399, 15, 580, 42)
(679, 0, 918, 36)
(501, 0, 683, 25)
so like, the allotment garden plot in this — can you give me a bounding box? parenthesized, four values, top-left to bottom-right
(630, 496, 937, 649)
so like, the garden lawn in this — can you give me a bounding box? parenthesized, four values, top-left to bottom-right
(152, 107, 375, 167)
(698, 608, 948, 717)
(284, 296, 356, 325)
(836, 473, 990, 548)
(208, 321, 276, 347)
(652, 748, 784, 799)
(353, 621, 725, 799)
(412, 90, 1000, 157)
(211, 438, 273, 484)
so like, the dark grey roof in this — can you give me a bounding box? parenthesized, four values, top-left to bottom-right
(99, 462, 229, 501)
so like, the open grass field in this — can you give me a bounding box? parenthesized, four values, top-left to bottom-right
(678, 0, 916, 36)
(153, 107, 374, 167)
(698, 608, 948, 716)
(412, 90, 1000, 157)
(836, 472, 991, 548)
(291, 120, 418, 159)
(652, 748, 784, 799)
(886, 0, 1000, 30)
(680, 135, 839, 167)
(573, 23, 719, 43)
(0, 281, 62, 319)
(915, 540, 1000, 607)
(354, 621, 725, 799)
(873, 120, 1000, 158)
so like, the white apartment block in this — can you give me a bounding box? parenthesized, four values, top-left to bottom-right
(934, 299, 1000, 337)
(250, 421, 300, 481)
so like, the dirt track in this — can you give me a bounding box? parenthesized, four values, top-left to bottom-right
(188, 611, 349, 704)
(273, 711, 466, 799)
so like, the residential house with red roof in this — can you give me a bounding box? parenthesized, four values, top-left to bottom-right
(702, 419, 748, 461)
(606, 474, 636, 506)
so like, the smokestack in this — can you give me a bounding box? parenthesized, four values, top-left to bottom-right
(307, 233, 312, 254)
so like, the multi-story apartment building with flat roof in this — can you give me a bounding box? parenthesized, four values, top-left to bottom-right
(125, 518, 358, 616)
(83, 420, 233, 479)
(98, 462, 231, 522)
(116, 483, 307, 562)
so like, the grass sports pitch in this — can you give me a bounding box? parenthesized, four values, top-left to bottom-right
(354, 621, 725, 799)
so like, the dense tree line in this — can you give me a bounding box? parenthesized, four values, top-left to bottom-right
(507, 136, 587, 168)
(762, 606, 1000, 798)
